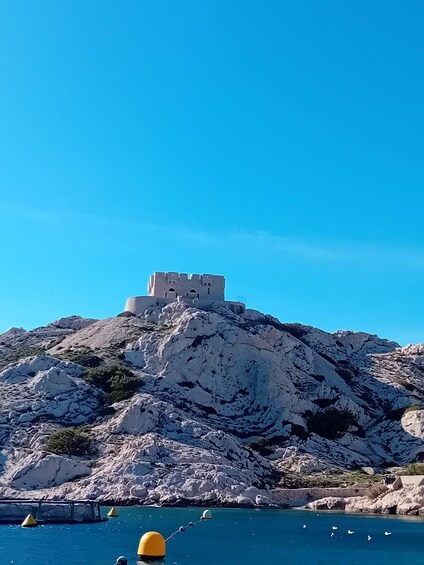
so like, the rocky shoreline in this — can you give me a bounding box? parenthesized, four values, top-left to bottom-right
(307, 484, 424, 517)
(1, 304, 424, 515)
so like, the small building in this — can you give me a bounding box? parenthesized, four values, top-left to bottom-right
(124, 272, 245, 316)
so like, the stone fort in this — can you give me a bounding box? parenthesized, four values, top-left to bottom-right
(125, 272, 245, 315)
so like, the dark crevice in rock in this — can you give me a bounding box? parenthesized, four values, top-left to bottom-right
(312, 397, 339, 409)
(319, 352, 337, 365)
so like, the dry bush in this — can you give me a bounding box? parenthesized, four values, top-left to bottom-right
(367, 483, 388, 500)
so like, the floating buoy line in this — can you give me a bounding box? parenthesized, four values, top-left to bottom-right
(109, 508, 213, 564)
(20, 505, 213, 563)
(165, 508, 212, 543)
(136, 509, 212, 562)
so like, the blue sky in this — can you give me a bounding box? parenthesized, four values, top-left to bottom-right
(1, 1, 423, 344)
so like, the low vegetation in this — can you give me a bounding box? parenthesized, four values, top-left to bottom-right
(400, 463, 424, 475)
(395, 378, 415, 392)
(0, 345, 46, 367)
(367, 483, 388, 500)
(307, 408, 358, 440)
(277, 323, 308, 340)
(46, 427, 95, 456)
(82, 363, 142, 404)
(280, 471, 383, 489)
(60, 350, 103, 368)
(246, 437, 274, 456)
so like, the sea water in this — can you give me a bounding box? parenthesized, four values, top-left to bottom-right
(1, 507, 423, 565)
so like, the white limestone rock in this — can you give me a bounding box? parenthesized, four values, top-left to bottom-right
(0, 356, 83, 384)
(308, 485, 424, 516)
(273, 451, 342, 474)
(0, 356, 101, 449)
(48, 316, 166, 354)
(401, 409, 424, 439)
(42, 430, 267, 506)
(307, 496, 349, 510)
(345, 485, 424, 515)
(6, 452, 91, 489)
(0, 316, 97, 370)
(1, 303, 424, 508)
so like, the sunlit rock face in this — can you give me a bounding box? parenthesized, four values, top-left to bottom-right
(308, 485, 424, 516)
(0, 304, 423, 506)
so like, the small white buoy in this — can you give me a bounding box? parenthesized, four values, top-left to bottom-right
(302, 524, 307, 529)
(384, 531, 392, 536)
(331, 532, 335, 537)
(347, 530, 354, 535)
(332, 526, 338, 530)
(201, 509, 212, 520)
(368, 535, 372, 541)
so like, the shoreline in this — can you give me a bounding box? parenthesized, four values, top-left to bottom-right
(2, 493, 424, 524)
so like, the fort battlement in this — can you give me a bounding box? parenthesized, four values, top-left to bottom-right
(125, 272, 243, 315)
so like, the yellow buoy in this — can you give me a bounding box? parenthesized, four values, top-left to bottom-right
(21, 514, 37, 528)
(108, 507, 119, 518)
(137, 531, 166, 560)
(202, 509, 212, 520)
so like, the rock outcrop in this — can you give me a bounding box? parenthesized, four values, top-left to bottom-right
(307, 485, 424, 516)
(0, 305, 424, 508)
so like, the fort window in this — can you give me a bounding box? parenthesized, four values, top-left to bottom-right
(165, 287, 177, 298)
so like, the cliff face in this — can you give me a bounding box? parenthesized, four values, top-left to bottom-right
(1, 303, 423, 506)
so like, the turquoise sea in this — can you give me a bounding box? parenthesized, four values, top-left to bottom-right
(1, 507, 424, 565)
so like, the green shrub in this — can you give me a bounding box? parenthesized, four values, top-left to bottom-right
(83, 364, 141, 405)
(278, 323, 308, 340)
(2, 345, 46, 365)
(46, 427, 95, 456)
(307, 408, 357, 440)
(63, 351, 103, 368)
(280, 471, 383, 489)
(246, 437, 274, 456)
(401, 463, 424, 475)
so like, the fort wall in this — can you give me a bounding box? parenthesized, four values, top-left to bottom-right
(125, 272, 243, 316)
(148, 272, 225, 301)
(125, 296, 245, 316)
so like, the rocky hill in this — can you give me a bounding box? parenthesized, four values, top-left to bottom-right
(1, 303, 424, 507)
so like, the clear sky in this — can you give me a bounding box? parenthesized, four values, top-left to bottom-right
(1, 1, 423, 345)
